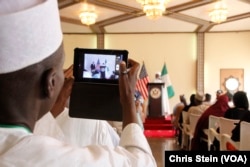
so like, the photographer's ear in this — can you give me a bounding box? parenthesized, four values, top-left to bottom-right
(41, 68, 57, 98)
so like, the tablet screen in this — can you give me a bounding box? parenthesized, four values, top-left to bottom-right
(73, 48, 128, 84)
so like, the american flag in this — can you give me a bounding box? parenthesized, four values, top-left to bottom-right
(136, 62, 150, 99)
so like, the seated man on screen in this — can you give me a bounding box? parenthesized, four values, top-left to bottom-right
(0, 0, 156, 166)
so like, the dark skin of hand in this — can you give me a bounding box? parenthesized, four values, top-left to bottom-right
(119, 59, 140, 129)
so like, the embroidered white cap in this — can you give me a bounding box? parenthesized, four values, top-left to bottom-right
(195, 92, 205, 102)
(0, 0, 62, 74)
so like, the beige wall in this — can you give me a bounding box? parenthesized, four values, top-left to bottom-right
(105, 34, 197, 112)
(63, 32, 250, 113)
(63, 34, 96, 68)
(204, 32, 250, 102)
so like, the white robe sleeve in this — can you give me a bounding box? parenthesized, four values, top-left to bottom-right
(119, 123, 156, 166)
(56, 108, 120, 147)
(0, 124, 157, 167)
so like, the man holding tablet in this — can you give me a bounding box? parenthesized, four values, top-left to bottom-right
(0, 0, 156, 166)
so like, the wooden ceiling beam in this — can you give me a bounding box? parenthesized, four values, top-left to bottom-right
(226, 12, 250, 22)
(60, 16, 82, 26)
(58, 0, 250, 33)
(58, 0, 78, 9)
(88, 0, 141, 13)
(166, 0, 217, 12)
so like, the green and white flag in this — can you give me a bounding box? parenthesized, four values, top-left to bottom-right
(161, 63, 175, 115)
(161, 63, 175, 98)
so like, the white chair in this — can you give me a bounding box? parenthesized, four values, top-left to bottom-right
(203, 115, 221, 150)
(182, 111, 189, 125)
(186, 113, 201, 150)
(220, 134, 239, 151)
(221, 121, 250, 150)
(208, 117, 239, 150)
(220, 117, 239, 136)
(239, 121, 250, 150)
(181, 111, 189, 150)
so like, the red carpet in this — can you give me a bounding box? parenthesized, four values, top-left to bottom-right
(144, 130, 176, 138)
(143, 116, 176, 138)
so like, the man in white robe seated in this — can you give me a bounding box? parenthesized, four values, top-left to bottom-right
(0, 0, 156, 166)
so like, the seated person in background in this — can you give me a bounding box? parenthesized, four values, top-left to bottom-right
(172, 94, 187, 145)
(178, 94, 195, 148)
(211, 91, 250, 151)
(224, 91, 249, 120)
(0, 1, 156, 166)
(203, 93, 212, 106)
(211, 91, 249, 151)
(216, 89, 224, 100)
(231, 111, 250, 142)
(224, 112, 250, 151)
(191, 94, 229, 151)
(182, 92, 207, 150)
(187, 92, 208, 118)
(172, 94, 187, 128)
(178, 94, 196, 126)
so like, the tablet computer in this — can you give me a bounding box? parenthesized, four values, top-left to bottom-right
(69, 48, 128, 121)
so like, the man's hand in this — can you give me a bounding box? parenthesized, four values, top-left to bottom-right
(119, 59, 140, 129)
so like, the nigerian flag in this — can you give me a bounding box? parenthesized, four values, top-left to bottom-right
(161, 63, 175, 98)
